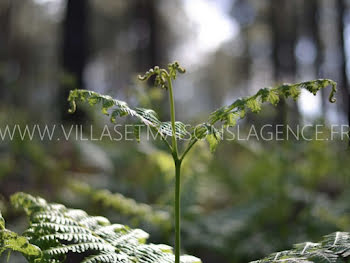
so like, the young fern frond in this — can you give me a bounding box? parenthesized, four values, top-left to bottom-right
(252, 232, 350, 263)
(10, 192, 201, 263)
(68, 90, 188, 142)
(68, 62, 337, 263)
(138, 62, 186, 89)
(208, 79, 337, 126)
(186, 79, 337, 154)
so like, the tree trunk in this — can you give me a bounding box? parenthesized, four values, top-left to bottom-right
(59, 0, 89, 123)
(0, 0, 12, 100)
(270, 0, 298, 126)
(301, 0, 326, 115)
(336, 0, 350, 129)
(132, 0, 161, 70)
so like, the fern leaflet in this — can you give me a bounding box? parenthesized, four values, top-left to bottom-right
(0, 211, 42, 260)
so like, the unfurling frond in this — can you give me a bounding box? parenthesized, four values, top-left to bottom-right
(138, 61, 186, 89)
(68, 89, 187, 139)
(178, 79, 337, 153)
(10, 192, 201, 263)
(209, 79, 337, 127)
(252, 232, 350, 263)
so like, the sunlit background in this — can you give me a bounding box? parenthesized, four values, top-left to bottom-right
(5, 0, 349, 121)
(1, 0, 350, 262)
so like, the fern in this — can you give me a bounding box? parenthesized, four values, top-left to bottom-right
(0, 210, 42, 260)
(8, 192, 200, 263)
(68, 62, 337, 263)
(252, 232, 350, 263)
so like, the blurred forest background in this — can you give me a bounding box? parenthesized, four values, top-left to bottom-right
(1, 0, 350, 262)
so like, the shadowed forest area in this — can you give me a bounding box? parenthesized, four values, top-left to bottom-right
(1, 0, 350, 262)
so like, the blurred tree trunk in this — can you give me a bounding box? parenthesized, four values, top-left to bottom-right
(336, 0, 350, 129)
(59, 0, 89, 123)
(133, 0, 162, 70)
(301, 0, 326, 115)
(0, 0, 12, 100)
(132, 0, 168, 118)
(300, 0, 322, 68)
(231, 0, 251, 85)
(270, 0, 298, 126)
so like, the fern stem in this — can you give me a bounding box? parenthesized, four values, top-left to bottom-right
(167, 77, 179, 157)
(175, 159, 182, 263)
(166, 75, 182, 263)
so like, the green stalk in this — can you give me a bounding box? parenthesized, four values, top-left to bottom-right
(167, 76, 181, 263)
(167, 77, 178, 156)
(174, 159, 182, 263)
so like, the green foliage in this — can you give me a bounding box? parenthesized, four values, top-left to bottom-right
(69, 181, 171, 231)
(180, 134, 350, 262)
(1, 192, 201, 263)
(201, 79, 337, 150)
(209, 79, 336, 126)
(0, 211, 42, 260)
(216, 79, 336, 124)
(69, 69, 336, 154)
(68, 89, 187, 140)
(252, 232, 350, 263)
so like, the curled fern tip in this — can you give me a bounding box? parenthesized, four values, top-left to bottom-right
(67, 90, 77, 113)
(328, 80, 337, 103)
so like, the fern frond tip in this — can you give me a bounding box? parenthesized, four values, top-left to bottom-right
(327, 79, 337, 103)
